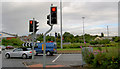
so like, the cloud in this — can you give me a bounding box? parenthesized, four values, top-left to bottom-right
(2, 2, 118, 37)
(0, 2, 2, 32)
(1, 0, 119, 2)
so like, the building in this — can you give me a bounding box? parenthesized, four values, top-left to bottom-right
(6, 37, 16, 40)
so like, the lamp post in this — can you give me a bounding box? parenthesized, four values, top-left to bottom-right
(107, 26, 109, 39)
(60, 0, 63, 49)
(82, 17, 85, 43)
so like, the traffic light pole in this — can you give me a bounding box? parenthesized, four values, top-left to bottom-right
(43, 25, 53, 68)
(55, 36, 56, 42)
(32, 18, 35, 60)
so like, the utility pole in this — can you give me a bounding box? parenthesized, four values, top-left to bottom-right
(60, 0, 63, 49)
(82, 17, 85, 43)
(107, 26, 109, 39)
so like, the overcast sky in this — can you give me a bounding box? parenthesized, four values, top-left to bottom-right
(0, 0, 119, 37)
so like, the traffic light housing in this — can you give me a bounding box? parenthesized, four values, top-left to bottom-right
(29, 20, 33, 32)
(34, 21, 39, 32)
(51, 7, 57, 24)
(47, 15, 50, 25)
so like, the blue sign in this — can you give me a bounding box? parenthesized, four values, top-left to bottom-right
(0, 34, 2, 36)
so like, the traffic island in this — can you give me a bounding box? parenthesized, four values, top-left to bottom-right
(23, 61, 88, 69)
(23, 61, 65, 68)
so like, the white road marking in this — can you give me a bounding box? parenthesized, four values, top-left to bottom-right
(52, 54, 61, 62)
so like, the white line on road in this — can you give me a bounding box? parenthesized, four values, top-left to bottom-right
(52, 54, 61, 62)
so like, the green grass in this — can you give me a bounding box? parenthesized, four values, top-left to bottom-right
(57, 48, 81, 51)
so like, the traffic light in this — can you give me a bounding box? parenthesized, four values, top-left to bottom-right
(29, 20, 33, 32)
(51, 7, 57, 24)
(55, 32, 57, 38)
(47, 15, 50, 25)
(34, 21, 39, 32)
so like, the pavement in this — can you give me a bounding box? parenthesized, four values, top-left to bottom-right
(2, 49, 85, 69)
(0, 52, 2, 69)
(27, 64, 65, 67)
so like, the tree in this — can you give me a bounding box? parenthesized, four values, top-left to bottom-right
(57, 33, 61, 39)
(2, 38, 8, 46)
(112, 36, 119, 42)
(46, 35, 55, 41)
(2, 38, 24, 47)
(101, 32, 104, 37)
(36, 34, 43, 42)
(63, 32, 74, 42)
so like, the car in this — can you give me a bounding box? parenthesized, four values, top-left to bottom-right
(5, 47, 36, 59)
(6, 46, 14, 49)
(0, 46, 1, 54)
(0, 46, 6, 50)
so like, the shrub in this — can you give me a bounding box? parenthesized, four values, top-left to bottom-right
(82, 45, 119, 69)
(82, 47, 94, 64)
(90, 39, 110, 45)
(57, 42, 61, 48)
(58, 43, 91, 49)
(90, 40, 98, 45)
(98, 47, 102, 51)
(92, 52, 106, 67)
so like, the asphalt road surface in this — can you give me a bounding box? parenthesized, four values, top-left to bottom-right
(52, 54, 83, 66)
(2, 49, 83, 68)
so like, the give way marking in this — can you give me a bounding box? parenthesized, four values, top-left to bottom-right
(52, 54, 62, 62)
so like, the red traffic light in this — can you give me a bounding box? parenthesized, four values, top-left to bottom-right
(30, 21, 33, 24)
(52, 7, 56, 12)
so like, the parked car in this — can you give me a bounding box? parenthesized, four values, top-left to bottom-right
(5, 47, 36, 59)
(6, 46, 14, 49)
(0, 46, 1, 54)
(0, 46, 6, 50)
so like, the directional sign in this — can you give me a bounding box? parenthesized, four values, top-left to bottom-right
(22, 43, 24, 47)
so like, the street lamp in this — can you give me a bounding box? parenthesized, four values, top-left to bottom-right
(60, 0, 63, 49)
(107, 25, 109, 39)
(82, 17, 85, 43)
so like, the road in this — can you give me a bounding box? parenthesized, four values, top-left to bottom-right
(2, 49, 83, 68)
